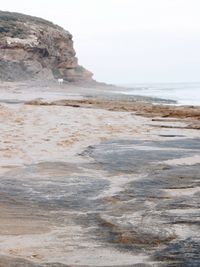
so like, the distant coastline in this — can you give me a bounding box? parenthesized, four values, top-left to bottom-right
(117, 82, 200, 106)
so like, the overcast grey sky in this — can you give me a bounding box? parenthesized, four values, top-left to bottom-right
(1, 0, 200, 84)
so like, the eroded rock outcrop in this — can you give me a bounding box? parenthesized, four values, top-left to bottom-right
(0, 11, 93, 82)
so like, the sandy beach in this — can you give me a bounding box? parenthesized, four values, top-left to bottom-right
(0, 81, 200, 266)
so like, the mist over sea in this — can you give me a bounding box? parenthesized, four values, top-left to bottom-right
(120, 83, 200, 106)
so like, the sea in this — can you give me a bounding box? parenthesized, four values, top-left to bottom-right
(119, 82, 200, 106)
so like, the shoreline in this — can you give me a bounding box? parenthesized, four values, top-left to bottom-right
(0, 81, 199, 266)
(114, 82, 200, 107)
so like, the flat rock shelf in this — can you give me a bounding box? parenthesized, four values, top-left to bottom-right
(0, 138, 200, 266)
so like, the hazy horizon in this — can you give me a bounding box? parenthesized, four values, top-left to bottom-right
(1, 0, 200, 84)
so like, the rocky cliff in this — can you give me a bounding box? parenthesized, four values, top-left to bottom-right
(0, 11, 93, 82)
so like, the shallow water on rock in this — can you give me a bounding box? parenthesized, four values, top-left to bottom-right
(0, 138, 200, 266)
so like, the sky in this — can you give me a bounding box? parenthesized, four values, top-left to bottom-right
(1, 0, 200, 84)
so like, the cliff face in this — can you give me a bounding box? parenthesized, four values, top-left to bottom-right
(0, 11, 93, 82)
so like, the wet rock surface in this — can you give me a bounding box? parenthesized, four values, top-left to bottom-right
(82, 138, 200, 265)
(84, 138, 200, 173)
(0, 136, 200, 266)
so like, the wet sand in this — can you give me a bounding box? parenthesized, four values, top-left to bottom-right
(0, 81, 199, 266)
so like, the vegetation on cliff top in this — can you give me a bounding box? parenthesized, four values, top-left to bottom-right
(0, 11, 63, 30)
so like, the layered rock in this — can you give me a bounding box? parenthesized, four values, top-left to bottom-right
(0, 11, 93, 82)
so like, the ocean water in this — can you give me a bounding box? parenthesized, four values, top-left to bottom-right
(120, 83, 200, 106)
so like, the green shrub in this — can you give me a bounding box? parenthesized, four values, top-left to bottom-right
(75, 65, 85, 73)
(0, 27, 9, 33)
(52, 68, 60, 77)
(11, 28, 24, 37)
(0, 15, 18, 21)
